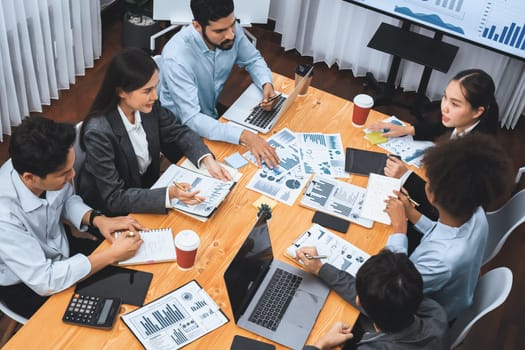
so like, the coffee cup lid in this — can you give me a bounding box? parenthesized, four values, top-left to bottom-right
(295, 64, 314, 77)
(175, 230, 200, 251)
(353, 94, 374, 108)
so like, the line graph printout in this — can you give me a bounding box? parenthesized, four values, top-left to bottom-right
(121, 280, 228, 350)
(349, 0, 525, 58)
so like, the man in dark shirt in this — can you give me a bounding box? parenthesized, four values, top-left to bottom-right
(298, 249, 448, 350)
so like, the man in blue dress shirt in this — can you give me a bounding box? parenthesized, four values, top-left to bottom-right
(0, 116, 145, 318)
(159, 0, 280, 168)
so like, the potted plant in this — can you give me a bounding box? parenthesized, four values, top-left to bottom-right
(122, 0, 161, 50)
(256, 203, 273, 221)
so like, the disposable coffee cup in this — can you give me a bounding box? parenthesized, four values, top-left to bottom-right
(295, 64, 314, 96)
(352, 94, 374, 127)
(174, 230, 200, 270)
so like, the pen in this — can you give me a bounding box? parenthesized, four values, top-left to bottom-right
(304, 253, 328, 260)
(262, 92, 282, 104)
(173, 181, 202, 203)
(400, 188, 420, 207)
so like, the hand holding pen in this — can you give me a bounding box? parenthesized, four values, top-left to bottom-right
(295, 247, 325, 276)
(170, 181, 205, 205)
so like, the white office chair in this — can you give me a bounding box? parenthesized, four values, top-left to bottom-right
(482, 189, 525, 265)
(515, 166, 525, 187)
(448, 267, 513, 349)
(0, 300, 28, 345)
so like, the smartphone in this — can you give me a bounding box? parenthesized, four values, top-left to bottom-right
(231, 335, 275, 350)
(312, 211, 350, 233)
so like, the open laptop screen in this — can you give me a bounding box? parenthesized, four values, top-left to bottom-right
(224, 215, 273, 322)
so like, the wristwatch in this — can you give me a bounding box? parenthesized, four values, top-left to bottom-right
(89, 210, 104, 227)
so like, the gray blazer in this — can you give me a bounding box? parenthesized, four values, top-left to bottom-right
(78, 101, 210, 216)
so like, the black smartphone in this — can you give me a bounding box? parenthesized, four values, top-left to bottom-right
(231, 335, 275, 350)
(312, 211, 350, 233)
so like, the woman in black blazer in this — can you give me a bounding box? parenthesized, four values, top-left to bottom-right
(78, 48, 231, 217)
(369, 69, 499, 141)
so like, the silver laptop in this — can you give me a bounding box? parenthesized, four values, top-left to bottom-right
(222, 67, 314, 134)
(223, 214, 329, 349)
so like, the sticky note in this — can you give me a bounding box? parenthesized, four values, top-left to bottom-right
(224, 152, 248, 169)
(365, 131, 388, 144)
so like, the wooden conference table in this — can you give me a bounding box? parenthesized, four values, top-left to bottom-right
(4, 74, 423, 350)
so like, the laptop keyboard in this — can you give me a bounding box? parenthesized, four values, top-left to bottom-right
(248, 268, 302, 331)
(244, 95, 287, 129)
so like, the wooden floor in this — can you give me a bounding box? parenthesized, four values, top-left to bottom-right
(1, 11, 524, 349)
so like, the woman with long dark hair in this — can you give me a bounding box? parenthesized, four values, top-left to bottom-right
(369, 69, 499, 141)
(78, 48, 230, 216)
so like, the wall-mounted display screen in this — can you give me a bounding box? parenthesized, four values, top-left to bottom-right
(346, 0, 525, 59)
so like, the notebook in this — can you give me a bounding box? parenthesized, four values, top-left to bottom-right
(75, 265, 152, 306)
(223, 214, 329, 350)
(115, 228, 176, 265)
(360, 173, 402, 225)
(222, 66, 314, 134)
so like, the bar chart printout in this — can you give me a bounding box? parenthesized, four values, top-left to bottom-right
(121, 280, 228, 350)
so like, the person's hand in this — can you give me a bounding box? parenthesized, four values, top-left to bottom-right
(93, 215, 147, 243)
(367, 121, 415, 138)
(259, 83, 277, 111)
(384, 194, 408, 233)
(240, 130, 280, 168)
(313, 322, 354, 350)
(384, 156, 409, 179)
(201, 155, 232, 181)
(295, 247, 324, 276)
(109, 229, 143, 262)
(169, 182, 205, 204)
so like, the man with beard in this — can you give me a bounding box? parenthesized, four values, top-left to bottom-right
(158, 0, 279, 168)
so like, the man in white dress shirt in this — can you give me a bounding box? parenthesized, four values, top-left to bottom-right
(0, 116, 145, 318)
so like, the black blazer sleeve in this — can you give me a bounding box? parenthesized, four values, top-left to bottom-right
(79, 103, 211, 216)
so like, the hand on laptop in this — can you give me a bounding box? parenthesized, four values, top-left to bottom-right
(259, 83, 278, 111)
(240, 130, 279, 168)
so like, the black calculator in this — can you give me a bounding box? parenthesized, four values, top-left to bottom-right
(62, 293, 121, 329)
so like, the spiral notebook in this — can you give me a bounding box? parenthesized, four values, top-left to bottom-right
(116, 228, 176, 265)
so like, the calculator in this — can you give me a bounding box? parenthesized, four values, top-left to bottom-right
(62, 293, 121, 329)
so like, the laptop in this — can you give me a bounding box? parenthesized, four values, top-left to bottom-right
(222, 66, 314, 134)
(224, 214, 330, 349)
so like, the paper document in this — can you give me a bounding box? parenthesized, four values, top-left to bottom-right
(286, 224, 370, 277)
(360, 173, 401, 225)
(301, 175, 373, 228)
(152, 164, 234, 219)
(121, 280, 228, 350)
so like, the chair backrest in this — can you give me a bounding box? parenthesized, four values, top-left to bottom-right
(0, 299, 28, 325)
(449, 267, 513, 349)
(515, 166, 525, 185)
(72, 122, 85, 191)
(483, 189, 525, 265)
